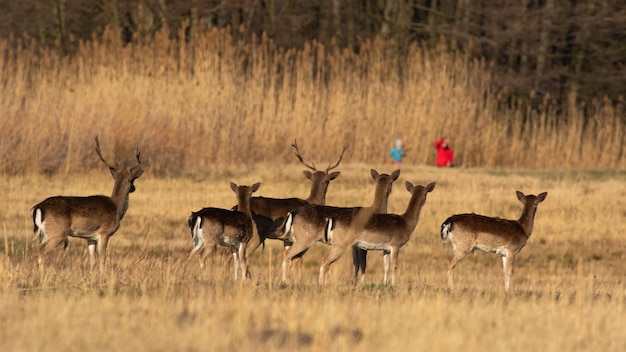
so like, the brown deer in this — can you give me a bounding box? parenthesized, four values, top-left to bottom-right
(318, 181, 436, 285)
(440, 191, 548, 291)
(277, 171, 409, 284)
(352, 169, 400, 283)
(186, 182, 260, 280)
(30, 136, 144, 270)
(242, 140, 347, 261)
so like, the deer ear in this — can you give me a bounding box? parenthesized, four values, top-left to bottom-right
(327, 171, 341, 180)
(109, 167, 116, 178)
(405, 181, 414, 192)
(391, 169, 401, 180)
(426, 182, 436, 192)
(251, 182, 261, 193)
(516, 191, 525, 202)
(303, 171, 313, 180)
(370, 169, 379, 180)
(230, 182, 238, 193)
(537, 192, 548, 202)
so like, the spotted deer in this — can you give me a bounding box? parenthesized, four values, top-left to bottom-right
(440, 191, 548, 291)
(186, 182, 260, 280)
(30, 136, 144, 271)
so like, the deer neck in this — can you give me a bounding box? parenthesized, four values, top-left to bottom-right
(236, 196, 253, 218)
(518, 203, 538, 237)
(401, 193, 426, 228)
(371, 184, 390, 214)
(110, 180, 132, 221)
(306, 181, 328, 205)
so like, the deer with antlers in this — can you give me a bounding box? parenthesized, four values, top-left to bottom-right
(277, 170, 407, 284)
(186, 182, 260, 280)
(440, 191, 548, 291)
(239, 141, 347, 262)
(30, 136, 144, 271)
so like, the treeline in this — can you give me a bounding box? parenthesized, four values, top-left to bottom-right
(1, 0, 625, 112)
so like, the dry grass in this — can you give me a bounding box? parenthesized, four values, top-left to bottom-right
(1, 164, 625, 351)
(0, 29, 624, 177)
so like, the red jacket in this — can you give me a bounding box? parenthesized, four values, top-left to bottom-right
(434, 139, 454, 167)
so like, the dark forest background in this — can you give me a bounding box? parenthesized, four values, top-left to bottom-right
(1, 0, 625, 115)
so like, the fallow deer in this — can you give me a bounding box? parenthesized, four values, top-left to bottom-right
(186, 182, 260, 280)
(30, 136, 144, 271)
(241, 140, 347, 261)
(352, 169, 400, 283)
(277, 171, 407, 284)
(440, 191, 548, 291)
(318, 181, 436, 285)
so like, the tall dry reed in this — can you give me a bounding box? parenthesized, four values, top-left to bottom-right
(0, 28, 623, 176)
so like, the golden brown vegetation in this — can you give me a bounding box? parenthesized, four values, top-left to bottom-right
(1, 164, 625, 351)
(0, 28, 623, 177)
(0, 29, 624, 350)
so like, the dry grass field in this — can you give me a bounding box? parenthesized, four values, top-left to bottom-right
(0, 28, 624, 351)
(1, 164, 624, 351)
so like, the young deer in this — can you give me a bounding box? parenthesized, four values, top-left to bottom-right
(242, 140, 346, 261)
(277, 169, 401, 283)
(30, 136, 144, 271)
(319, 181, 436, 285)
(352, 169, 400, 283)
(440, 191, 548, 291)
(186, 182, 260, 280)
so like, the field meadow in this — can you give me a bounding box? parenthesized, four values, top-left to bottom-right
(1, 163, 625, 351)
(0, 28, 625, 351)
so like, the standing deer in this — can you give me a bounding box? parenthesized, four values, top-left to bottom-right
(318, 181, 436, 285)
(352, 169, 400, 283)
(440, 191, 548, 291)
(241, 140, 347, 261)
(277, 171, 407, 284)
(186, 182, 260, 280)
(30, 136, 144, 270)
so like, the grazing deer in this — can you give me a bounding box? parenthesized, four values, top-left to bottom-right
(241, 140, 347, 261)
(186, 182, 260, 280)
(352, 169, 400, 283)
(30, 136, 144, 271)
(440, 191, 548, 291)
(319, 181, 436, 285)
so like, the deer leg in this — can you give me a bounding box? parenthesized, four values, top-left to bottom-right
(502, 253, 516, 292)
(388, 248, 399, 285)
(245, 231, 262, 261)
(199, 243, 216, 271)
(447, 247, 471, 290)
(97, 235, 110, 272)
(352, 246, 368, 284)
(281, 241, 313, 283)
(319, 245, 348, 285)
(383, 250, 390, 284)
(37, 235, 67, 269)
(87, 238, 98, 270)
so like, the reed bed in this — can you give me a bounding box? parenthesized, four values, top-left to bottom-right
(0, 28, 623, 177)
(0, 163, 625, 351)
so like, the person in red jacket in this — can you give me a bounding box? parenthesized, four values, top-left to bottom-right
(434, 137, 454, 167)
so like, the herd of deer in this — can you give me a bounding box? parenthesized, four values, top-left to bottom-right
(30, 137, 548, 291)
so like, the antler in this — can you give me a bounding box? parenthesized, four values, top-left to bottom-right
(95, 136, 115, 169)
(325, 144, 348, 172)
(130, 147, 142, 171)
(292, 139, 317, 171)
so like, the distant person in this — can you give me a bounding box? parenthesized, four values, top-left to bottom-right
(389, 139, 405, 168)
(434, 137, 454, 167)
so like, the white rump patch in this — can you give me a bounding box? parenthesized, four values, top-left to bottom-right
(191, 217, 204, 250)
(324, 218, 333, 245)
